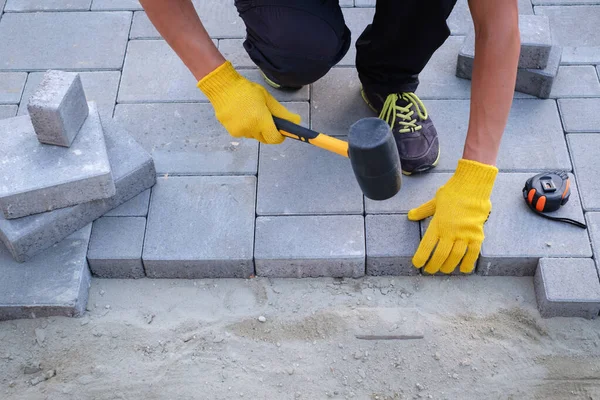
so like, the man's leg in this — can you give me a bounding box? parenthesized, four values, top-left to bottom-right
(234, 0, 351, 89)
(356, 0, 458, 175)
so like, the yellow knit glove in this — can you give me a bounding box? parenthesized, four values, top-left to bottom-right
(408, 159, 498, 274)
(197, 61, 301, 144)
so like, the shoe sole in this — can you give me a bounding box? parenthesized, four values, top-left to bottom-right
(360, 88, 440, 176)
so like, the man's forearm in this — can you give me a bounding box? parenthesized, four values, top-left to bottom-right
(139, 0, 225, 80)
(463, 0, 520, 166)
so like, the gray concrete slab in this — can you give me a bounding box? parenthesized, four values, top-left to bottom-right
(0, 224, 92, 321)
(338, 7, 375, 66)
(19, 71, 120, 120)
(366, 214, 420, 276)
(354, 0, 375, 6)
(515, 15, 552, 69)
(0, 105, 17, 119)
(535, 6, 600, 64)
(0, 72, 26, 104)
(0, 119, 156, 262)
(129, 11, 159, 39)
(534, 258, 600, 319)
(254, 215, 365, 278)
(103, 189, 150, 217)
(88, 217, 146, 279)
(218, 39, 254, 68)
(558, 98, 600, 133)
(143, 176, 256, 279)
(426, 99, 571, 172)
(257, 131, 364, 216)
(0, 12, 131, 71)
(567, 135, 600, 212)
(550, 66, 600, 98)
(479, 173, 592, 276)
(239, 69, 310, 102)
(448, 0, 533, 35)
(0, 103, 115, 219)
(587, 213, 600, 276)
(91, 0, 142, 10)
(4, 0, 91, 11)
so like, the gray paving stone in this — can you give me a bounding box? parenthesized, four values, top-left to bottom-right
(4, 0, 91, 11)
(27, 70, 89, 147)
(0, 0, 5, 13)
(257, 131, 364, 216)
(558, 98, 600, 133)
(239, 69, 310, 102)
(338, 7, 375, 66)
(0, 72, 26, 104)
(535, 6, 600, 64)
(311, 68, 375, 137)
(19, 71, 120, 121)
(534, 0, 599, 3)
(587, 213, 600, 274)
(91, 0, 142, 10)
(113, 101, 273, 175)
(255, 215, 365, 278)
(0, 105, 16, 119)
(567, 135, 600, 212)
(0, 119, 156, 262)
(0, 103, 115, 219)
(143, 176, 255, 279)
(516, 15, 553, 69)
(534, 258, 600, 319)
(88, 217, 146, 279)
(0, 224, 92, 321)
(479, 173, 592, 276)
(129, 11, 159, 39)
(366, 214, 420, 276)
(354, 0, 375, 6)
(103, 189, 150, 217)
(0, 12, 131, 71)
(448, 0, 533, 36)
(339, 0, 353, 6)
(218, 39, 254, 68)
(550, 66, 600, 98)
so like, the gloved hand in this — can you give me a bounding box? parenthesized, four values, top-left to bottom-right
(408, 159, 498, 274)
(197, 61, 301, 144)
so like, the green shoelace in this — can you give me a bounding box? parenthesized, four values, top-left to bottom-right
(379, 93, 428, 133)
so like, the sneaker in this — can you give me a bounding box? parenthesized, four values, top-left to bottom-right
(260, 69, 302, 91)
(361, 89, 440, 175)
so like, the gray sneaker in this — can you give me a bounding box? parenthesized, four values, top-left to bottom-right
(361, 89, 440, 175)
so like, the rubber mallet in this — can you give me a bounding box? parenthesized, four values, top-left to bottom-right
(273, 116, 402, 201)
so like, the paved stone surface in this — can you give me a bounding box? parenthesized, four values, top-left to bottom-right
(0, 103, 115, 219)
(87, 217, 146, 279)
(338, 7, 375, 66)
(354, 0, 374, 6)
(143, 176, 255, 279)
(27, 70, 89, 147)
(479, 173, 592, 276)
(0, 72, 26, 104)
(4, 0, 91, 11)
(0, 224, 91, 321)
(533, 0, 599, 3)
(535, 6, 600, 64)
(103, 189, 150, 217)
(239, 69, 310, 102)
(0, 105, 17, 119)
(0, 119, 156, 262)
(516, 15, 552, 69)
(257, 131, 364, 216)
(448, 0, 533, 36)
(254, 215, 365, 278)
(567, 134, 600, 212)
(587, 213, 600, 276)
(19, 71, 120, 120)
(0, 12, 131, 71)
(91, 0, 142, 10)
(550, 66, 600, 98)
(426, 99, 571, 172)
(366, 214, 420, 276)
(129, 11, 158, 39)
(534, 258, 600, 319)
(218, 39, 254, 68)
(558, 98, 600, 133)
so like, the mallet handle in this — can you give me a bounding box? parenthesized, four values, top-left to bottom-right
(273, 116, 349, 158)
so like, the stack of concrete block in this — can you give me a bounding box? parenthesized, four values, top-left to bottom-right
(456, 15, 560, 99)
(0, 70, 156, 321)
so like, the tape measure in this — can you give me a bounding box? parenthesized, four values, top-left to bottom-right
(522, 171, 586, 228)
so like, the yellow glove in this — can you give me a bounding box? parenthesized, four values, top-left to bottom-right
(408, 159, 498, 274)
(197, 61, 301, 144)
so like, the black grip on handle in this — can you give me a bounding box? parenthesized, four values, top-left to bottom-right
(273, 116, 319, 141)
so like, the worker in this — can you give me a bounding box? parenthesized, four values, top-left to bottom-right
(139, 0, 520, 275)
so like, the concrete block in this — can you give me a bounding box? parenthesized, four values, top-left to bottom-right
(103, 189, 150, 217)
(534, 258, 600, 319)
(339, 0, 353, 6)
(550, 66, 600, 98)
(425, 99, 571, 172)
(19, 71, 120, 120)
(366, 214, 420, 276)
(0, 72, 26, 104)
(567, 135, 600, 211)
(0, 224, 92, 321)
(517, 15, 553, 69)
(0, 118, 156, 262)
(354, 0, 375, 6)
(239, 69, 310, 102)
(129, 11, 160, 39)
(479, 173, 592, 276)
(27, 70, 89, 147)
(448, 0, 533, 35)
(0, 103, 115, 219)
(257, 129, 363, 216)
(87, 217, 146, 278)
(255, 215, 365, 278)
(114, 102, 266, 175)
(4, 0, 91, 11)
(338, 8, 375, 66)
(143, 176, 256, 279)
(0, 105, 17, 119)
(91, 0, 142, 10)
(218, 39, 255, 68)
(587, 213, 600, 275)
(0, 12, 131, 71)
(535, 6, 600, 64)
(558, 98, 600, 133)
